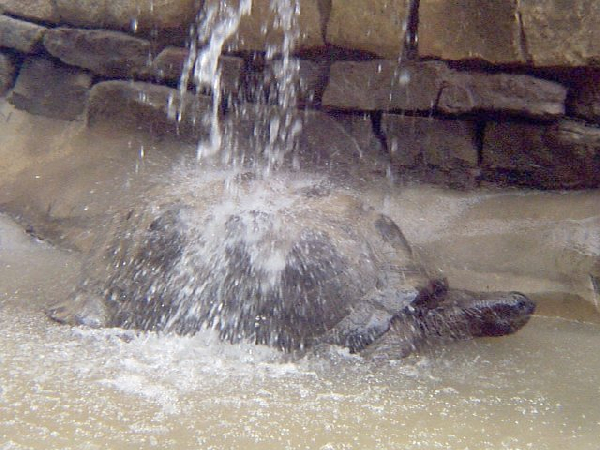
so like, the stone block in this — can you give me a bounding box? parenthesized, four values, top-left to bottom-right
(324, 59, 566, 118)
(223, 106, 365, 173)
(419, 0, 524, 64)
(323, 60, 448, 112)
(202, 0, 324, 53)
(568, 72, 600, 124)
(0, 51, 15, 96)
(52, 0, 198, 32)
(482, 119, 600, 189)
(44, 28, 151, 78)
(245, 58, 329, 107)
(325, 0, 409, 59)
(382, 114, 479, 169)
(152, 46, 243, 94)
(0, 14, 46, 53)
(87, 80, 211, 141)
(519, 0, 600, 67)
(8, 56, 91, 120)
(438, 72, 567, 118)
(0, 0, 59, 23)
(331, 113, 388, 176)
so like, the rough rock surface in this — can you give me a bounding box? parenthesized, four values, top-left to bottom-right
(225, 106, 365, 172)
(0, 14, 46, 53)
(418, 0, 524, 63)
(418, 0, 600, 67)
(332, 113, 388, 175)
(483, 119, 600, 189)
(519, 0, 600, 67)
(438, 72, 567, 118)
(324, 60, 564, 117)
(245, 58, 329, 107)
(54, 0, 198, 32)
(87, 81, 211, 141)
(326, 0, 409, 59)
(8, 57, 91, 120)
(0, 51, 15, 96)
(202, 0, 325, 52)
(382, 114, 479, 172)
(569, 72, 600, 124)
(0, 0, 59, 23)
(44, 28, 151, 78)
(152, 46, 243, 94)
(323, 60, 448, 112)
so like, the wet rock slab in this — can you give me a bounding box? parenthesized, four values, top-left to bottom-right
(0, 14, 47, 53)
(323, 60, 447, 112)
(87, 80, 211, 141)
(326, 0, 409, 59)
(44, 28, 152, 78)
(324, 60, 565, 118)
(0, 0, 60, 23)
(482, 119, 600, 189)
(244, 58, 330, 107)
(418, 0, 600, 67)
(8, 56, 91, 120)
(53, 0, 198, 32)
(437, 72, 566, 118)
(381, 114, 480, 187)
(569, 71, 600, 124)
(519, 0, 600, 67)
(152, 46, 244, 94)
(418, 0, 524, 64)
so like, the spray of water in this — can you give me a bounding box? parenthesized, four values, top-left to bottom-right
(81, 0, 425, 350)
(179, 0, 302, 174)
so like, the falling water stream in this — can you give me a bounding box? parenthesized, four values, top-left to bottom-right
(1, 0, 600, 448)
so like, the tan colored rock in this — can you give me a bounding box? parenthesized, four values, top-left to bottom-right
(202, 0, 324, 52)
(44, 28, 151, 78)
(382, 115, 479, 168)
(0, 0, 59, 23)
(53, 0, 199, 32)
(418, 0, 524, 64)
(87, 81, 211, 142)
(438, 72, 567, 118)
(326, 0, 408, 58)
(152, 46, 243, 94)
(9, 56, 91, 120)
(323, 60, 448, 112)
(482, 119, 600, 189)
(0, 14, 46, 53)
(519, 0, 600, 67)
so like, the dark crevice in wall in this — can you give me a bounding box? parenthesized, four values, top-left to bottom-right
(403, 0, 420, 61)
(474, 120, 486, 166)
(316, 0, 332, 45)
(516, 4, 533, 65)
(1, 12, 59, 28)
(370, 110, 388, 153)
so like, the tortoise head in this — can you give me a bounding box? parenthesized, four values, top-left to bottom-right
(416, 287, 536, 340)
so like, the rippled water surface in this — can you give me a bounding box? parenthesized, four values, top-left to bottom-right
(1, 216, 599, 450)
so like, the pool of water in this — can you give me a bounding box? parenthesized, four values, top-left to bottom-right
(1, 215, 599, 450)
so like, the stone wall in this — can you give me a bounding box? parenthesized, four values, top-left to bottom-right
(1, 0, 600, 189)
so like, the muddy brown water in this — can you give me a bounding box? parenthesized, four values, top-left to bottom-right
(1, 215, 599, 450)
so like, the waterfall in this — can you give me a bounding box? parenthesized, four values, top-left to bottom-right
(178, 0, 302, 176)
